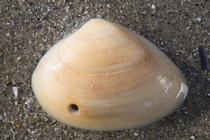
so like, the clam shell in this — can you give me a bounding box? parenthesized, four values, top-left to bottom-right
(32, 19, 188, 131)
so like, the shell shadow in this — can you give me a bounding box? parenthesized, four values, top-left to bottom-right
(132, 52, 210, 135)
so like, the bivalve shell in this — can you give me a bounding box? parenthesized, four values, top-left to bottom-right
(32, 19, 188, 131)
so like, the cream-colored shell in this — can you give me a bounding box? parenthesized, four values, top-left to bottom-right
(32, 19, 188, 131)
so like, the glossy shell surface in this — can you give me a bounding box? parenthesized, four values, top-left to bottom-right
(32, 19, 188, 131)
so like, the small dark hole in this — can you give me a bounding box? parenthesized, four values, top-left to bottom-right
(69, 104, 79, 113)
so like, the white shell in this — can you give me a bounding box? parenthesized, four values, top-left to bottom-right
(32, 19, 188, 131)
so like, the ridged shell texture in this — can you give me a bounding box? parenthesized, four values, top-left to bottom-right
(32, 19, 188, 131)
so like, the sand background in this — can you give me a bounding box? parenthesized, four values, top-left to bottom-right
(0, 0, 210, 139)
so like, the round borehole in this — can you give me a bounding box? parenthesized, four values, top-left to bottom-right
(69, 104, 79, 113)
